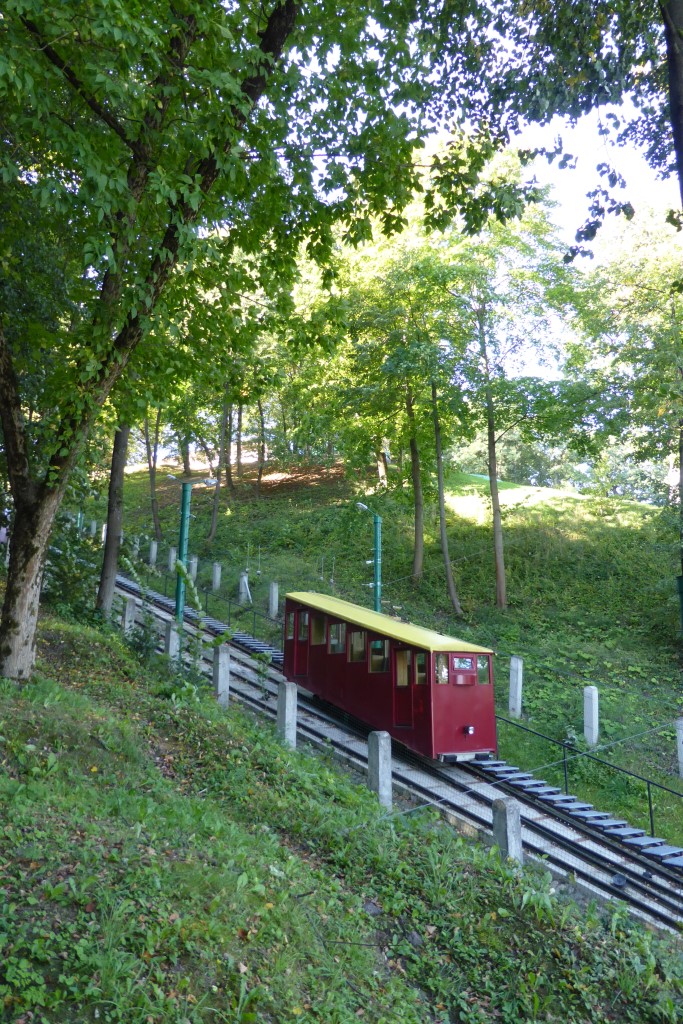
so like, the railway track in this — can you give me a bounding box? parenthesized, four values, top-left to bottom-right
(115, 575, 683, 932)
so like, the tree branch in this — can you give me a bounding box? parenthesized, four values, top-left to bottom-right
(20, 17, 144, 159)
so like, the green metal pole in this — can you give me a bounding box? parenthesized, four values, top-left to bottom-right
(373, 513, 382, 613)
(174, 481, 192, 623)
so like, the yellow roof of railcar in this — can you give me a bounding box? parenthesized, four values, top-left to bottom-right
(286, 592, 493, 654)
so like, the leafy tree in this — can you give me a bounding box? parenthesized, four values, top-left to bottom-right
(3, 0, 544, 678)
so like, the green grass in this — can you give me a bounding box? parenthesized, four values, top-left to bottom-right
(1, 615, 682, 1022)
(73, 460, 683, 837)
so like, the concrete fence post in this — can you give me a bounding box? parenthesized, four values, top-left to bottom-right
(122, 597, 137, 636)
(277, 681, 297, 749)
(509, 656, 523, 719)
(101, 523, 107, 545)
(168, 546, 177, 572)
(676, 718, 683, 780)
(238, 571, 251, 605)
(492, 797, 523, 865)
(584, 685, 599, 747)
(149, 539, 158, 567)
(212, 562, 222, 592)
(269, 580, 279, 619)
(90, 520, 97, 538)
(368, 730, 392, 810)
(213, 645, 230, 707)
(189, 554, 198, 582)
(164, 620, 180, 660)
(132, 536, 140, 559)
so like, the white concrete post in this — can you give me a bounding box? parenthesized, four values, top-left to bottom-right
(189, 555, 198, 582)
(101, 523, 107, 544)
(212, 562, 222, 592)
(492, 797, 523, 865)
(165, 620, 180, 660)
(238, 571, 251, 605)
(509, 656, 523, 719)
(122, 597, 137, 636)
(149, 539, 158, 567)
(168, 546, 177, 572)
(132, 536, 140, 559)
(368, 730, 392, 811)
(584, 685, 599, 747)
(676, 718, 683, 780)
(90, 520, 97, 538)
(213, 645, 230, 707)
(277, 681, 297, 749)
(268, 580, 279, 619)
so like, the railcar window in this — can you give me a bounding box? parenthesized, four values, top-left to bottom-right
(453, 656, 473, 670)
(435, 652, 448, 684)
(477, 656, 491, 684)
(348, 630, 366, 663)
(395, 649, 411, 686)
(329, 622, 346, 653)
(370, 638, 390, 673)
(415, 652, 427, 685)
(286, 612, 295, 640)
(298, 612, 309, 642)
(311, 614, 326, 645)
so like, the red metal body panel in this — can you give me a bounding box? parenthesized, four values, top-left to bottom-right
(283, 595, 496, 760)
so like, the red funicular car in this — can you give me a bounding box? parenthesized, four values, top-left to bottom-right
(283, 592, 496, 761)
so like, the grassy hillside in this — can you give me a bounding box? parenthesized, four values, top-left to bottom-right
(1, 615, 682, 1022)
(75, 462, 683, 839)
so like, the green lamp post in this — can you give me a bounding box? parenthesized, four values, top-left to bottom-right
(169, 476, 217, 624)
(356, 502, 382, 613)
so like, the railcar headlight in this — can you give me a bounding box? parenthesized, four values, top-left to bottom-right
(465, 725, 475, 735)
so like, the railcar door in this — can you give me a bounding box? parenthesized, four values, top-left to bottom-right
(293, 609, 310, 676)
(392, 647, 413, 727)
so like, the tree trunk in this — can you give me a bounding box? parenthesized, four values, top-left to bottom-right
(431, 382, 463, 616)
(144, 410, 164, 541)
(662, 1, 683, 207)
(256, 398, 266, 496)
(208, 392, 229, 543)
(376, 448, 388, 487)
(478, 311, 507, 609)
(679, 416, 683, 577)
(225, 403, 236, 497)
(406, 386, 424, 579)
(0, 488, 62, 679)
(179, 433, 192, 475)
(96, 424, 130, 616)
(236, 404, 243, 479)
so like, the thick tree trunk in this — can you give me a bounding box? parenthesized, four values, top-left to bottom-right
(207, 392, 229, 543)
(96, 424, 130, 616)
(376, 448, 388, 487)
(0, 489, 62, 679)
(431, 382, 463, 616)
(236, 404, 243, 479)
(662, 1, 683, 207)
(144, 411, 164, 541)
(406, 387, 424, 579)
(179, 433, 192, 475)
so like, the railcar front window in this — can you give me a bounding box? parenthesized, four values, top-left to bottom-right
(477, 656, 491, 685)
(311, 614, 326, 645)
(435, 653, 448, 684)
(298, 612, 309, 642)
(348, 630, 366, 663)
(415, 652, 427, 685)
(286, 612, 295, 640)
(369, 638, 390, 673)
(329, 622, 346, 654)
(453, 657, 473, 670)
